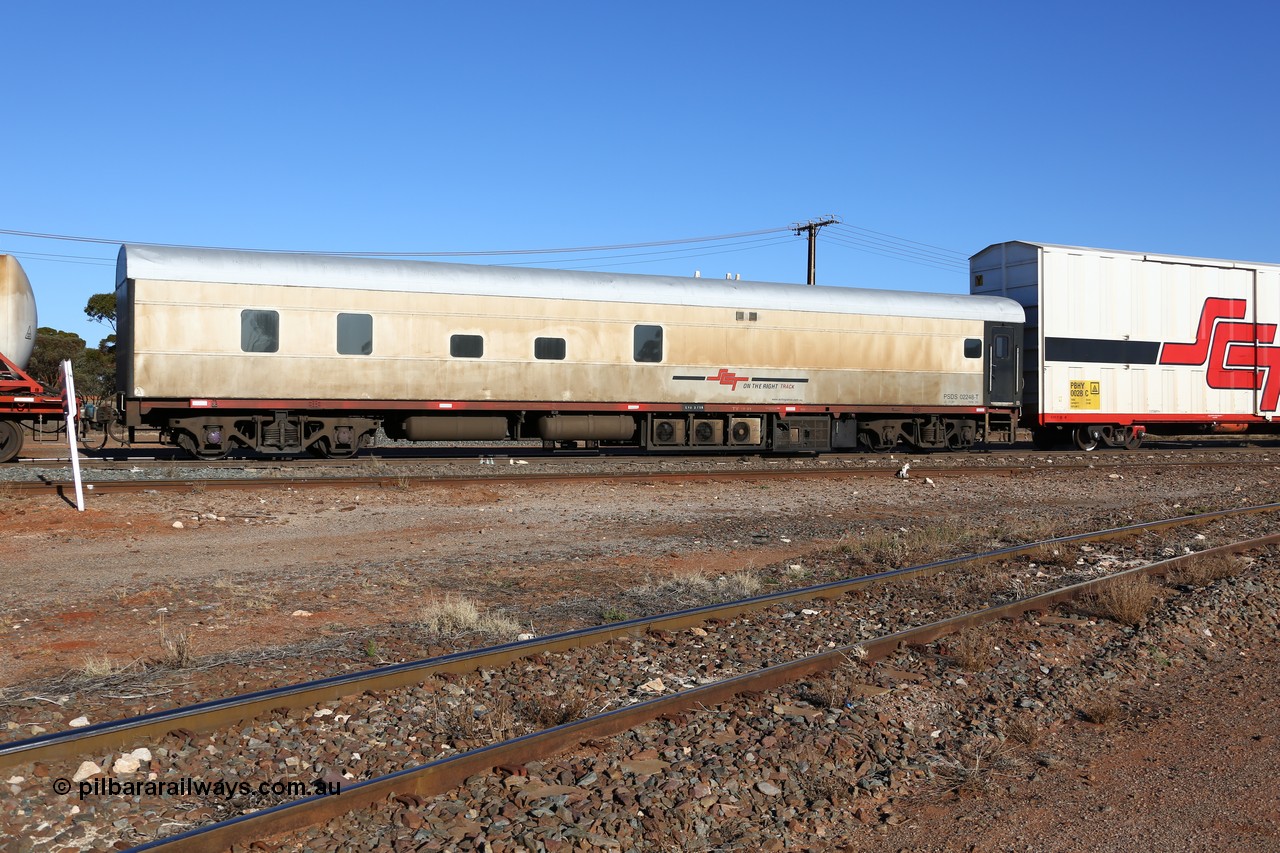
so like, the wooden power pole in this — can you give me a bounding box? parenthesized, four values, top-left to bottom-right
(792, 217, 840, 284)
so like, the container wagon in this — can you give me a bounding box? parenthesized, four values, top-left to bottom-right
(971, 241, 1280, 449)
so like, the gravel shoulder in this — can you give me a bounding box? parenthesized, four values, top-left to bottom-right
(0, 454, 1277, 850)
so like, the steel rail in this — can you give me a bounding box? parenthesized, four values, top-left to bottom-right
(5, 453, 1276, 497)
(131, 530, 1280, 852)
(3, 502, 1276, 774)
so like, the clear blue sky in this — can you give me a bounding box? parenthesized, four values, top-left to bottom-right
(3, 1, 1276, 348)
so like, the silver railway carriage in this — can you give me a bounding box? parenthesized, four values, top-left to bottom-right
(113, 245, 1025, 458)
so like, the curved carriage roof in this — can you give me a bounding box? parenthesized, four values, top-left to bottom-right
(1, 255, 37, 370)
(972, 241, 1280, 271)
(119, 244, 1023, 324)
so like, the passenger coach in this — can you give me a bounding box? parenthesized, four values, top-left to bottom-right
(110, 244, 1024, 458)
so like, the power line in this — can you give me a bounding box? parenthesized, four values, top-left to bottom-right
(826, 226, 968, 265)
(2, 249, 114, 266)
(500, 234, 795, 268)
(554, 236, 797, 272)
(823, 233, 968, 273)
(2, 222, 975, 278)
(0, 226, 793, 258)
(831, 223, 968, 258)
(828, 225, 969, 267)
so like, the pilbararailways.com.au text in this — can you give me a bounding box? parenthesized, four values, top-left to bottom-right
(54, 776, 341, 800)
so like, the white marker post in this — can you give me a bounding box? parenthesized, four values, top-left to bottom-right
(59, 359, 85, 512)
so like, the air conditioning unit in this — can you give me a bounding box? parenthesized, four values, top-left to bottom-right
(727, 417, 762, 446)
(651, 418, 686, 446)
(690, 418, 724, 446)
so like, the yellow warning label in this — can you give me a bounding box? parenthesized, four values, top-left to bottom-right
(1069, 380, 1101, 410)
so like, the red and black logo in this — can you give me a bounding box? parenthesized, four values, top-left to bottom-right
(1158, 298, 1279, 411)
(1044, 297, 1278, 412)
(672, 369, 809, 390)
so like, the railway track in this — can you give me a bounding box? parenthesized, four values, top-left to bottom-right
(5, 446, 1280, 499)
(3, 504, 1277, 850)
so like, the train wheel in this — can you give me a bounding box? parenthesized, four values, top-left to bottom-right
(1124, 429, 1144, 450)
(308, 437, 360, 459)
(1073, 427, 1100, 452)
(0, 420, 22, 463)
(176, 431, 228, 461)
(859, 431, 890, 453)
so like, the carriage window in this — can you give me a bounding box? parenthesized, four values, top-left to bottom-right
(337, 313, 373, 355)
(633, 325, 663, 362)
(450, 334, 484, 358)
(241, 310, 279, 353)
(994, 334, 1010, 359)
(964, 338, 981, 358)
(535, 337, 566, 360)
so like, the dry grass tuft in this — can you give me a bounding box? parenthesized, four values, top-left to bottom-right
(796, 657, 868, 709)
(419, 594, 520, 639)
(1166, 553, 1241, 588)
(786, 744, 857, 806)
(1081, 573, 1160, 626)
(1025, 541, 1067, 566)
(159, 629, 195, 669)
(155, 612, 196, 669)
(844, 522, 975, 567)
(929, 739, 1022, 798)
(947, 626, 996, 671)
(439, 695, 517, 745)
(1078, 699, 1120, 725)
(626, 570, 762, 610)
(81, 656, 126, 677)
(517, 693, 593, 728)
(1004, 716, 1042, 748)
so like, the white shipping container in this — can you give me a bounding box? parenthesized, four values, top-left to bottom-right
(970, 241, 1280, 447)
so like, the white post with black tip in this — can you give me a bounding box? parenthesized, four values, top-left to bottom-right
(59, 359, 85, 512)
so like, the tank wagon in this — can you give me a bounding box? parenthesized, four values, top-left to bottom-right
(971, 241, 1280, 450)
(0, 255, 66, 463)
(105, 244, 1024, 459)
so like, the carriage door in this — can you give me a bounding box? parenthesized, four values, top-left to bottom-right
(986, 323, 1019, 407)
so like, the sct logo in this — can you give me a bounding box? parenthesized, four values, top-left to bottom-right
(1159, 298, 1280, 412)
(708, 368, 749, 390)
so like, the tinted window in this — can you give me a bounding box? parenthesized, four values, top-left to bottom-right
(241, 310, 279, 353)
(535, 337, 566, 360)
(450, 334, 484, 358)
(337, 313, 373, 355)
(633, 325, 663, 362)
(995, 334, 1010, 359)
(964, 338, 982, 359)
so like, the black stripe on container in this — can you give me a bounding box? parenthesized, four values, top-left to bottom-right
(1043, 337, 1161, 364)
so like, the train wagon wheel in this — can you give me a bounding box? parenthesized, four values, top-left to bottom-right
(1073, 427, 1100, 452)
(1124, 429, 1144, 450)
(175, 431, 229, 461)
(858, 430, 890, 453)
(308, 437, 361, 459)
(0, 420, 22, 463)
